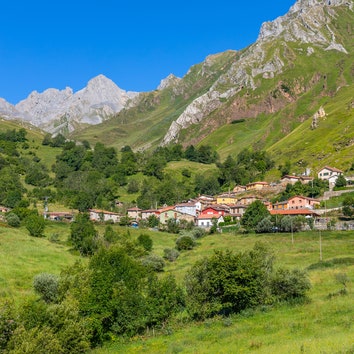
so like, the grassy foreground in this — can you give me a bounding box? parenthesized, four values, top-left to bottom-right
(1, 222, 354, 353)
(93, 230, 354, 354)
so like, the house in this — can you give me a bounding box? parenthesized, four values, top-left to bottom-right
(158, 208, 194, 225)
(300, 176, 314, 185)
(196, 214, 224, 229)
(272, 200, 289, 210)
(0, 206, 10, 213)
(246, 181, 269, 191)
(280, 175, 301, 185)
(141, 209, 160, 220)
(127, 207, 142, 220)
(228, 204, 247, 220)
(288, 196, 320, 210)
(233, 185, 246, 193)
(158, 206, 179, 224)
(89, 209, 121, 223)
(238, 195, 259, 205)
(200, 205, 229, 217)
(216, 193, 239, 205)
(270, 209, 320, 218)
(175, 202, 197, 217)
(318, 166, 343, 186)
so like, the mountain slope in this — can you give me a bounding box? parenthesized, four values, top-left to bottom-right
(73, 0, 353, 169)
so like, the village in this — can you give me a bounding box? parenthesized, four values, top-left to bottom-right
(44, 165, 354, 231)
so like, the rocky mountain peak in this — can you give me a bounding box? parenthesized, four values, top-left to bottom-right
(1, 75, 140, 135)
(157, 74, 181, 90)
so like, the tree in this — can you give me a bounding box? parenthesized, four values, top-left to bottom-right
(342, 196, 354, 217)
(26, 213, 46, 237)
(137, 233, 153, 252)
(256, 216, 274, 233)
(184, 244, 274, 319)
(335, 174, 347, 188)
(241, 200, 270, 230)
(69, 213, 98, 256)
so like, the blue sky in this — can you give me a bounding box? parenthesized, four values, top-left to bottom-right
(0, 0, 296, 104)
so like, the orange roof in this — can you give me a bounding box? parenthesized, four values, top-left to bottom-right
(270, 209, 320, 216)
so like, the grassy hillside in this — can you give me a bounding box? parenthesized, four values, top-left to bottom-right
(92, 229, 354, 354)
(0, 222, 78, 301)
(201, 83, 354, 172)
(2, 220, 354, 353)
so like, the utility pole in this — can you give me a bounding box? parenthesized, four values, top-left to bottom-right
(319, 230, 323, 261)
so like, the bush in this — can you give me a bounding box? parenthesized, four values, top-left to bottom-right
(185, 244, 274, 319)
(25, 213, 46, 237)
(270, 268, 311, 302)
(256, 216, 274, 233)
(163, 248, 180, 262)
(176, 235, 196, 251)
(0, 301, 18, 350)
(141, 254, 165, 272)
(137, 233, 153, 252)
(33, 273, 59, 303)
(7, 325, 64, 354)
(191, 227, 206, 239)
(6, 212, 20, 227)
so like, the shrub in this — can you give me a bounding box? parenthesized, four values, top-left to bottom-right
(191, 227, 206, 239)
(176, 235, 196, 251)
(25, 213, 46, 237)
(185, 244, 274, 319)
(256, 216, 274, 233)
(7, 326, 63, 354)
(163, 248, 180, 262)
(270, 268, 311, 302)
(137, 233, 153, 252)
(0, 301, 18, 350)
(141, 254, 165, 272)
(33, 273, 59, 303)
(6, 212, 20, 227)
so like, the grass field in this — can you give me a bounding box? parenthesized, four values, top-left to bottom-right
(92, 229, 354, 353)
(1, 221, 354, 353)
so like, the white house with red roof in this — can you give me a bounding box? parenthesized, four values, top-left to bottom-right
(127, 207, 142, 220)
(196, 214, 224, 229)
(318, 166, 343, 187)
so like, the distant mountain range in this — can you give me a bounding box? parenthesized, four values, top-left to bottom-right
(1, 0, 353, 172)
(0, 75, 139, 135)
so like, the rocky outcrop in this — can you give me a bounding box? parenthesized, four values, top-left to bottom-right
(1, 75, 139, 134)
(157, 74, 181, 90)
(311, 106, 327, 129)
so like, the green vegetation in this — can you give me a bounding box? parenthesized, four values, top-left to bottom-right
(2, 222, 354, 353)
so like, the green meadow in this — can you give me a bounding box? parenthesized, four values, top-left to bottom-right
(1, 220, 354, 353)
(93, 230, 354, 354)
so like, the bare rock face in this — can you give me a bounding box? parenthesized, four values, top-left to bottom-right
(157, 74, 181, 90)
(161, 0, 352, 145)
(1, 75, 139, 134)
(311, 106, 326, 129)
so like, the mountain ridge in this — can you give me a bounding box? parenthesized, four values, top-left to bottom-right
(0, 74, 139, 135)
